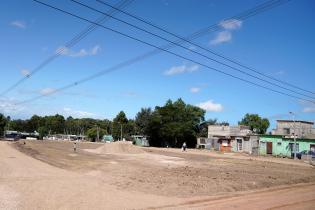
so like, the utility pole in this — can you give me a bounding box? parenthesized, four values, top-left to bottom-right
(289, 112, 297, 159)
(96, 126, 99, 142)
(120, 124, 123, 141)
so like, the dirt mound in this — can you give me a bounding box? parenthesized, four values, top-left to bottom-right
(85, 141, 145, 154)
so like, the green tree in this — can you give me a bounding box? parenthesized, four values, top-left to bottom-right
(9, 119, 27, 132)
(147, 99, 205, 147)
(27, 115, 42, 132)
(0, 113, 7, 136)
(112, 111, 128, 140)
(86, 127, 106, 141)
(135, 108, 152, 135)
(44, 114, 65, 134)
(238, 113, 270, 134)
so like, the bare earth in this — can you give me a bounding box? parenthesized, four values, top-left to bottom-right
(1, 140, 315, 209)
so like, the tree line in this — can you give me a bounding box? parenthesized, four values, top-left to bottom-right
(0, 98, 269, 147)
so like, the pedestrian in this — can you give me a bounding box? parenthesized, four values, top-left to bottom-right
(182, 142, 187, 152)
(73, 142, 77, 152)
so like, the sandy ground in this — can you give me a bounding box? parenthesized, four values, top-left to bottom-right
(1, 140, 315, 209)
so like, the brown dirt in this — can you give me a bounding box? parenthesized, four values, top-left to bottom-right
(84, 141, 145, 154)
(2, 140, 315, 209)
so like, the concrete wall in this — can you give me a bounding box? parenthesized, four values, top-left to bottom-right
(273, 121, 315, 138)
(208, 125, 251, 138)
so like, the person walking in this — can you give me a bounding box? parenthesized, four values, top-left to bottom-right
(73, 142, 77, 152)
(182, 142, 187, 152)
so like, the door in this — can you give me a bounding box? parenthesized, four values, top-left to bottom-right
(237, 139, 242, 151)
(267, 142, 273, 154)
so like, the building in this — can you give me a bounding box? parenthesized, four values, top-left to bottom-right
(132, 135, 149, 147)
(207, 125, 255, 153)
(4, 130, 39, 140)
(260, 120, 315, 157)
(102, 135, 114, 142)
(259, 135, 315, 157)
(272, 120, 315, 139)
(196, 137, 220, 150)
(44, 134, 86, 141)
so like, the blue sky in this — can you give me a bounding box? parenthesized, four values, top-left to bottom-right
(0, 0, 314, 129)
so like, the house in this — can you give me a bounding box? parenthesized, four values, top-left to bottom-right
(196, 137, 220, 150)
(259, 135, 315, 157)
(4, 130, 20, 141)
(207, 125, 254, 153)
(102, 135, 114, 142)
(260, 119, 315, 157)
(132, 135, 149, 147)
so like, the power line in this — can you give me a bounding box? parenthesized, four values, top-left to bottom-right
(70, 0, 315, 101)
(15, 0, 314, 105)
(0, 0, 134, 97)
(96, 0, 315, 97)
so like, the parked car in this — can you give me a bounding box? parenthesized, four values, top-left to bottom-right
(296, 150, 315, 160)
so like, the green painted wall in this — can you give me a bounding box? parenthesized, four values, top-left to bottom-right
(259, 135, 315, 157)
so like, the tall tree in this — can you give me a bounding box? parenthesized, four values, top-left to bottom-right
(86, 127, 106, 141)
(0, 113, 7, 136)
(112, 111, 128, 140)
(238, 113, 270, 134)
(147, 99, 205, 147)
(135, 108, 152, 135)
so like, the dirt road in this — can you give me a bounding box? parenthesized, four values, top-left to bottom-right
(1, 140, 315, 209)
(0, 141, 179, 209)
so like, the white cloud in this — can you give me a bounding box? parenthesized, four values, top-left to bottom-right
(0, 98, 25, 115)
(299, 100, 315, 113)
(56, 45, 101, 57)
(210, 31, 232, 45)
(21, 69, 30, 77)
(10, 20, 26, 29)
(164, 64, 199, 76)
(274, 70, 285, 75)
(190, 87, 200, 93)
(303, 106, 315, 113)
(63, 107, 96, 118)
(39, 88, 56, 96)
(196, 100, 223, 112)
(220, 19, 242, 30)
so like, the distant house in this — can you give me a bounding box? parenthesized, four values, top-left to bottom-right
(44, 134, 86, 141)
(132, 135, 149, 147)
(4, 130, 20, 141)
(207, 125, 255, 153)
(4, 130, 39, 140)
(102, 135, 114, 142)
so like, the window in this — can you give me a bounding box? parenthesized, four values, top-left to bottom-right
(283, 128, 290, 135)
(277, 142, 282, 145)
(289, 143, 299, 152)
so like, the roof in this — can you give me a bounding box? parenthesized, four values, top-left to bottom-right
(276, 120, 314, 125)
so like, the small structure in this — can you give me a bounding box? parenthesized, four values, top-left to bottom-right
(196, 137, 219, 150)
(132, 135, 149, 147)
(44, 134, 85, 141)
(207, 125, 253, 153)
(102, 135, 114, 143)
(4, 130, 20, 141)
(4, 130, 39, 140)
